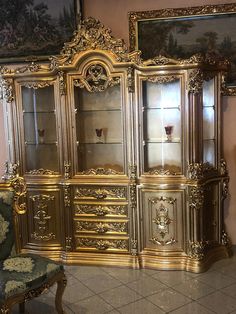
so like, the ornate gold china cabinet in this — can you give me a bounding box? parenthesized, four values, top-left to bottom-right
(0, 18, 230, 272)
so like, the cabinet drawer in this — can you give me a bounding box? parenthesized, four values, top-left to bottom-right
(74, 219, 128, 235)
(74, 186, 127, 201)
(75, 236, 129, 252)
(74, 202, 128, 217)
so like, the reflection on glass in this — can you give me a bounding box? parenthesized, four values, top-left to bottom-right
(75, 84, 124, 172)
(142, 79, 182, 173)
(22, 86, 59, 172)
(203, 79, 215, 166)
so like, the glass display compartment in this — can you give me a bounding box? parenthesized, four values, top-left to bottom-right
(21, 85, 59, 173)
(141, 79, 182, 174)
(74, 84, 124, 173)
(203, 78, 215, 166)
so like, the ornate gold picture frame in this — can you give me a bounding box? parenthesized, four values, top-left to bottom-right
(0, 0, 83, 63)
(129, 3, 236, 96)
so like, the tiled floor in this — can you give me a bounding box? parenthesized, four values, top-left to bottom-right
(12, 249, 236, 314)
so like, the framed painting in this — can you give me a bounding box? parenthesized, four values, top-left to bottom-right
(129, 3, 236, 96)
(0, 0, 83, 62)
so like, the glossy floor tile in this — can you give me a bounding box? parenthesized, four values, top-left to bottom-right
(11, 248, 236, 313)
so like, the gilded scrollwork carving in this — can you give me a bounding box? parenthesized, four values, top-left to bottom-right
(131, 239, 138, 256)
(74, 187, 126, 200)
(150, 237, 176, 246)
(220, 159, 228, 176)
(74, 64, 120, 93)
(66, 237, 72, 251)
(10, 176, 27, 215)
(25, 168, 57, 175)
(79, 167, 121, 175)
(30, 194, 56, 241)
(129, 4, 236, 51)
(2, 162, 19, 181)
(189, 241, 206, 260)
(142, 75, 179, 84)
(149, 196, 177, 246)
(20, 81, 52, 89)
(76, 221, 127, 234)
(51, 17, 141, 66)
(58, 71, 66, 95)
(222, 180, 229, 200)
(0, 78, 14, 103)
(221, 230, 230, 247)
(77, 238, 128, 251)
(127, 66, 135, 93)
(63, 185, 71, 207)
(129, 164, 137, 212)
(188, 162, 217, 180)
(74, 204, 127, 216)
(64, 162, 71, 180)
(147, 168, 178, 176)
(188, 69, 204, 94)
(189, 186, 204, 211)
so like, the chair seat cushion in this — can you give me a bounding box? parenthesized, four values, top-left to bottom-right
(0, 253, 63, 302)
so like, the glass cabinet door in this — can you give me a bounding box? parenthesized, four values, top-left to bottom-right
(202, 78, 215, 166)
(22, 85, 59, 173)
(141, 78, 182, 174)
(74, 84, 124, 173)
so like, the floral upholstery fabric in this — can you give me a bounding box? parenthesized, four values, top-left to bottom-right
(0, 189, 64, 305)
(0, 253, 63, 302)
(0, 191, 15, 261)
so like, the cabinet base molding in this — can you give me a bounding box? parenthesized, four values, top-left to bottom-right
(20, 245, 231, 272)
(139, 245, 231, 273)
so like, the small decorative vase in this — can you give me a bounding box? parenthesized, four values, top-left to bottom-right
(95, 128, 103, 143)
(164, 125, 173, 142)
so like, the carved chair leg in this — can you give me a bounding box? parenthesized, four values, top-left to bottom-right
(55, 273, 67, 314)
(19, 302, 25, 313)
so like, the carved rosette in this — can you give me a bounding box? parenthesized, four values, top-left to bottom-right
(77, 238, 128, 251)
(189, 186, 204, 211)
(76, 221, 127, 234)
(74, 64, 120, 93)
(30, 194, 56, 241)
(74, 187, 126, 200)
(74, 204, 127, 216)
(189, 241, 206, 260)
(1, 78, 14, 103)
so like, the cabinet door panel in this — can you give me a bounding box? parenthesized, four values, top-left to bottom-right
(22, 187, 64, 249)
(140, 188, 185, 252)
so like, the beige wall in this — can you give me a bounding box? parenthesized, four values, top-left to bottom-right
(0, 0, 235, 243)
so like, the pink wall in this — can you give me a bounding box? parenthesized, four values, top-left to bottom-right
(0, 0, 235, 243)
(83, 0, 236, 244)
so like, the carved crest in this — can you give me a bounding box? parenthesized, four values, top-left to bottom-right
(74, 64, 120, 92)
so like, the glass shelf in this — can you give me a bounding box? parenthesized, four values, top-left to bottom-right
(78, 142, 123, 145)
(25, 142, 57, 145)
(77, 108, 121, 113)
(23, 110, 56, 114)
(145, 139, 181, 144)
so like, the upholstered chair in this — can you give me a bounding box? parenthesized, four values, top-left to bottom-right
(0, 177, 67, 314)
